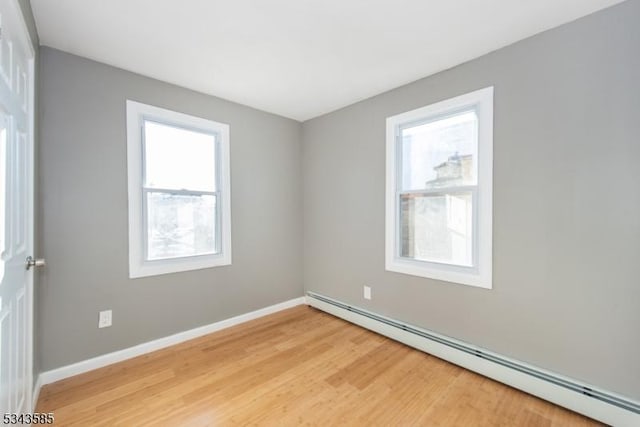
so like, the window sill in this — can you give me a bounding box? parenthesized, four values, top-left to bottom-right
(385, 258, 491, 289)
(129, 253, 232, 279)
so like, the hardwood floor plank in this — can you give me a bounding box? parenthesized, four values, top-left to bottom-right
(36, 306, 602, 426)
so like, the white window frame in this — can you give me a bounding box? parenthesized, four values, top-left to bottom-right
(385, 87, 493, 289)
(126, 100, 232, 278)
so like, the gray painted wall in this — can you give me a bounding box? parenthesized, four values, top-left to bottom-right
(302, 0, 640, 400)
(38, 47, 303, 370)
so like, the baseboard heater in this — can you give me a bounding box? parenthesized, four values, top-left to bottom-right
(306, 292, 639, 426)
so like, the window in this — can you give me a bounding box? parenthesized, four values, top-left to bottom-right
(385, 87, 493, 288)
(126, 101, 231, 278)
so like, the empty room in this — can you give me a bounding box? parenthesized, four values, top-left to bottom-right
(1, 0, 638, 425)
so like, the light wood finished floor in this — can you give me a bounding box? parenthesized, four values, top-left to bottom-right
(37, 306, 601, 426)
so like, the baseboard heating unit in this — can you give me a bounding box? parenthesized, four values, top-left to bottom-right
(306, 292, 639, 426)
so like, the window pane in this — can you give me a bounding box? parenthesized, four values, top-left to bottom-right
(400, 192, 473, 266)
(400, 110, 477, 190)
(146, 192, 217, 260)
(144, 121, 216, 192)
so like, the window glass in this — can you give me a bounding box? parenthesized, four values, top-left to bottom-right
(400, 192, 473, 266)
(400, 110, 477, 191)
(144, 121, 216, 192)
(146, 192, 217, 260)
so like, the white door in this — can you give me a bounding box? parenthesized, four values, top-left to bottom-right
(0, 0, 35, 417)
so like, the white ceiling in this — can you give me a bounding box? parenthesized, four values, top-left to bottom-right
(31, 0, 625, 121)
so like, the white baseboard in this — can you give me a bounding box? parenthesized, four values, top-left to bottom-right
(36, 296, 305, 388)
(306, 293, 640, 427)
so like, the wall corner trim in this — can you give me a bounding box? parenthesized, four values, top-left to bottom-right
(35, 296, 306, 389)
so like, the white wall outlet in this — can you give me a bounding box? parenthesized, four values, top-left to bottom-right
(363, 285, 372, 300)
(98, 310, 112, 328)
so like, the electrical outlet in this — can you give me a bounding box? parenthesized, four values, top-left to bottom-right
(98, 310, 112, 328)
(363, 285, 372, 300)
